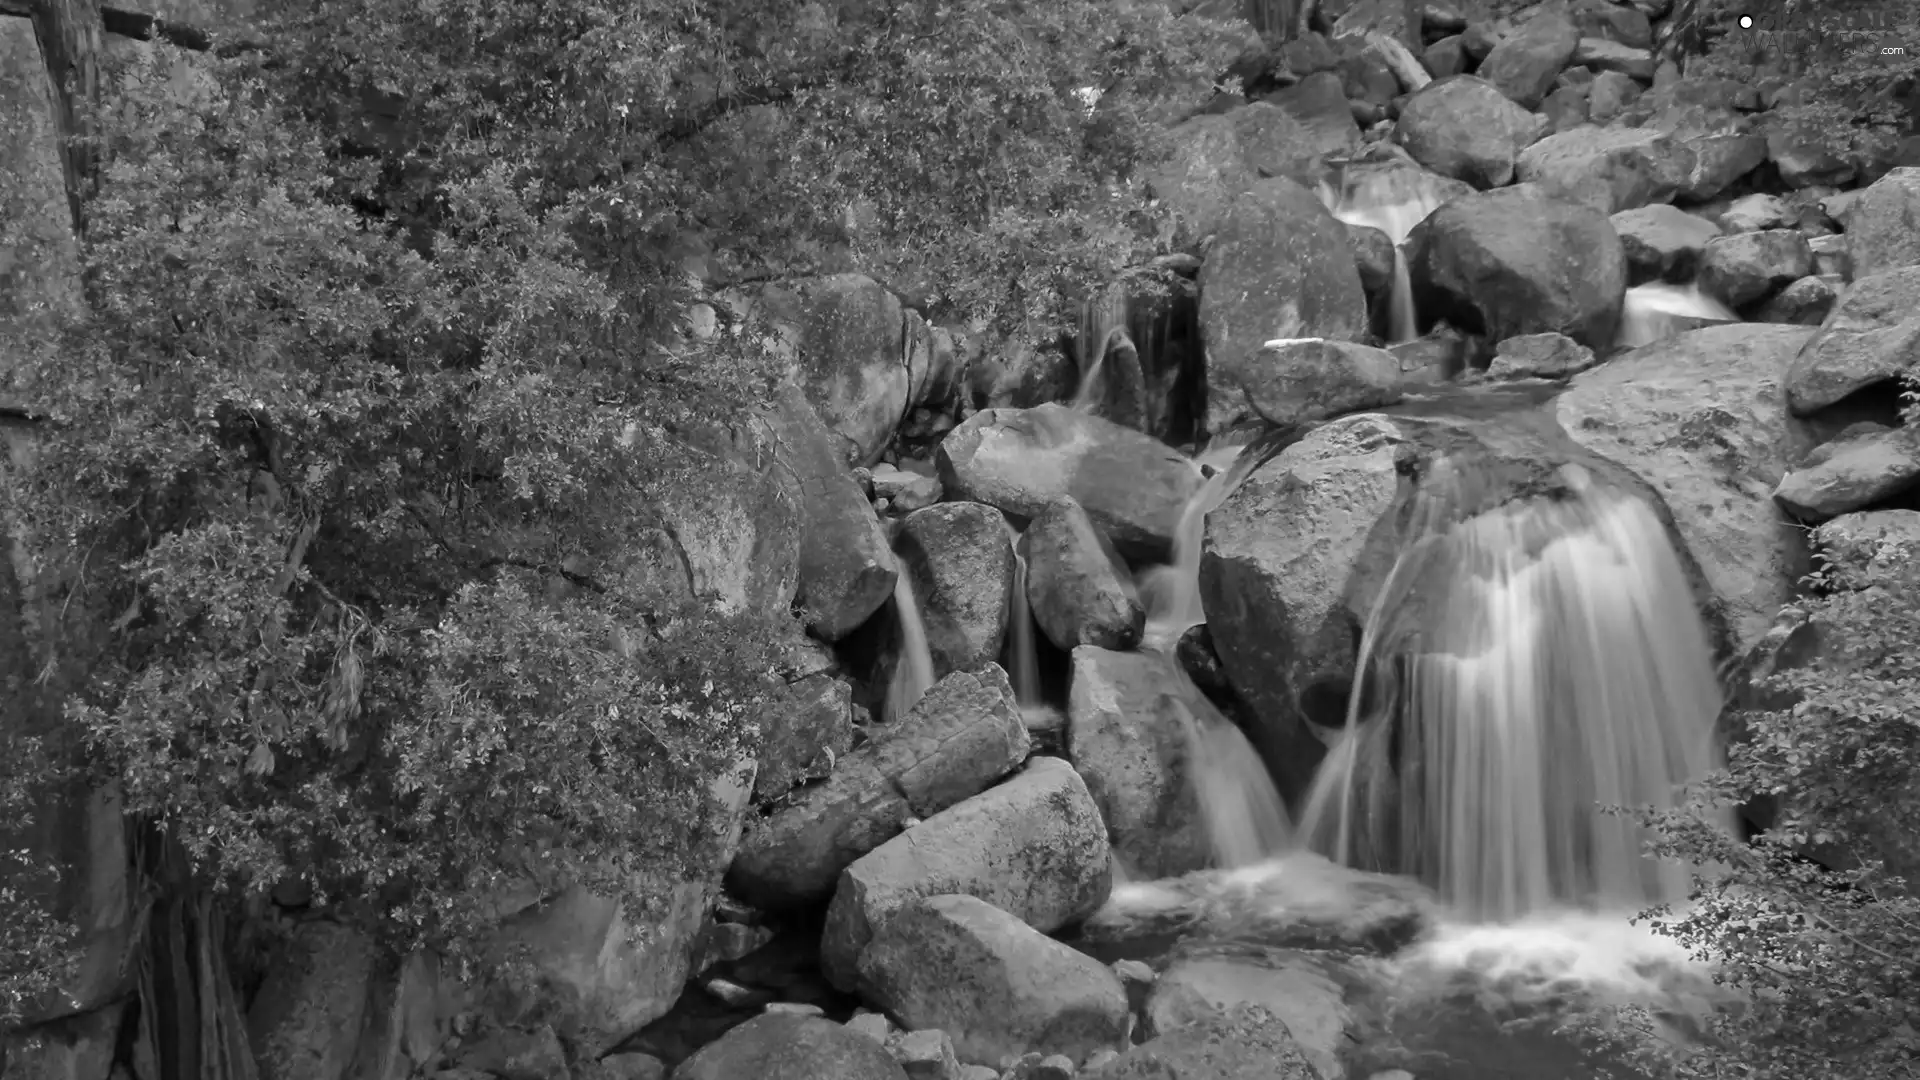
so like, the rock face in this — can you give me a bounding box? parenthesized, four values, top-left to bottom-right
(1066, 647, 1211, 880)
(729, 667, 1030, 911)
(1784, 266, 1920, 415)
(1198, 177, 1369, 436)
(1232, 338, 1405, 428)
(1081, 1004, 1319, 1080)
(673, 1013, 907, 1080)
(766, 383, 898, 641)
(896, 502, 1016, 675)
(1515, 125, 1693, 214)
(1839, 166, 1920, 281)
(1408, 185, 1627, 350)
(247, 921, 377, 1080)
(938, 404, 1201, 560)
(1394, 76, 1543, 189)
(820, 756, 1111, 991)
(1025, 500, 1145, 652)
(855, 895, 1131, 1068)
(1557, 323, 1818, 653)
(758, 274, 913, 466)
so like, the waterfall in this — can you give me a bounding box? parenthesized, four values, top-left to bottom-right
(1299, 460, 1726, 921)
(1614, 282, 1740, 349)
(1137, 441, 1250, 649)
(1178, 670, 1295, 867)
(1002, 523, 1043, 709)
(884, 569, 937, 724)
(1316, 165, 1455, 344)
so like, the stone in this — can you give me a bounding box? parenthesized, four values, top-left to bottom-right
(1843, 167, 1920, 281)
(856, 895, 1131, 1068)
(1197, 178, 1370, 436)
(888, 1028, 964, 1080)
(1233, 338, 1404, 428)
(1815, 510, 1920, 587)
(1459, 20, 1505, 62)
(1717, 193, 1794, 233)
(753, 674, 854, 803)
(1066, 646, 1211, 880)
(1785, 266, 1920, 415)
(729, 667, 1030, 910)
(1146, 945, 1357, 1080)
(1514, 125, 1694, 215)
(1394, 76, 1543, 189)
(1809, 233, 1850, 279)
(1488, 332, 1597, 380)
(1539, 84, 1589, 134)
(1568, 0, 1653, 47)
(897, 502, 1017, 674)
(937, 404, 1201, 561)
(757, 274, 913, 466)
(1025, 499, 1145, 652)
(1407, 185, 1627, 351)
(247, 920, 377, 1080)
(1610, 204, 1721, 284)
(1767, 118, 1856, 189)
(1477, 9, 1579, 108)
(672, 1013, 908, 1080)
(453, 1026, 568, 1080)
(764, 1002, 828, 1018)
(597, 1052, 669, 1080)
(1773, 431, 1920, 523)
(820, 757, 1111, 991)
(1557, 323, 1818, 654)
(1080, 1004, 1319, 1080)
(847, 1012, 896, 1043)
(1698, 230, 1815, 309)
(1249, 73, 1365, 177)
(1345, 223, 1396, 296)
(1677, 133, 1770, 202)
(1754, 275, 1840, 327)
(1587, 70, 1642, 123)
(872, 464, 944, 513)
(1572, 37, 1654, 81)
(1141, 114, 1255, 247)
(1421, 35, 1467, 78)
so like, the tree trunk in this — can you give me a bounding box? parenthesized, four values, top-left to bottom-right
(21, 0, 105, 238)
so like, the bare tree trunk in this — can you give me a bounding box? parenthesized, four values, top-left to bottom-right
(20, 0, 105, 238)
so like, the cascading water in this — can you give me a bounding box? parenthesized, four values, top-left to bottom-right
(884, 569, 937, 724)
(1317, 165, 1455, 344)
(1614, 282, 1739, 349)
(1298, 459, 1726, 922)
(1136, 440, 1253, 649)
(1001, 522, 1044, 711)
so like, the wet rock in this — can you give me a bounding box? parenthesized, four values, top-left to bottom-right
(1785, 266, 1920, 415)
(1488, 332, 1597, 380)
(1146, 945, 1358, 1080)
(1717, 193, 1794, 233)
(248, 920, 377, 1080)
(872, 464, 943, 514)
(1174, 624, 1235, 707)
(1026, 499, 1145, 652)
(1235, 338, 1404, 428)
(1754, 275, 1839, 327)
(1514, 125, 1694, 215)
(1586, 69, 1641, 123)
(757, 274, 913, 465)
(753, 674, 854, 803)
(1198, 178, 1370, 436)
(898, 502, 1017, 674)
(1815, 510, 1920, 587)
(1476, 9, 1579, 108)
(1345, 223, 1396, 295)
(1841, 167, 1920, 281)
(1408, 185, 1627, 351)
(820, 757, 1111, 991)
(1394, 76, 1542, 188)
(729, 667, 1029, 910)
(1572, 37, 1654, 81)
(672, 1013, 907, 1080)
(767, 383, 899, 641)
(857, 895, 1131, 1068)
(1080, 1003, 1319, 1080)
(1698, 230, 1815, 309)
(1610, 204, 1720, 284)
(938, 404, 1201, 561)
(1067, 647, 1211, 880)
(453, 1025, 567, 1080)
(1557, 323, 1818, 654)
(1773, 430, 1920, 523)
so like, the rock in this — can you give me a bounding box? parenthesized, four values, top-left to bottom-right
(1697, 230, 1815, 309)
(820, 756, 1111, 991)
(1785, 266, 1920, 415)
(1678, 133, 1770, 202)
(1146, 945, 1356, 1080)
(1488, 332, 1597, 380)
(1809, 233, 1850, 279)
(1610, 204, 1721, 284)
(3, 1004, 125, 1080)
(1421, 35, 1467, 78)
(1557, 323, 1818, 654)
(856, 895, 1131, 1068)
(598, 1051, 669, 1080)
(898, 502, 1017, 674)
(729, 666, 1029, 910)
(1754, 275, 1839, 327)
(1407, 185, 1627, 351)
(759, 275, 913, 465)
(1080, 1004, 1319, 1080)
(872, 464, 943, 513)
(1233, 338, 1405, 428)
(247, 921, 377, 1080)
(1514, 125, 1694, 215)
(1815, 510, 1920, 587)
(1394, 76, 1542, 188)
(1142, 115, 1255, 247)
(1476, 9, 1579, 109)
(1197, 178, 1370, 436)
(1025, 499, 1145, 652)
(1572, 37, 1654, 81)
(753, 674, 855, 803)
(1539, 84, 1589, 134)
(848, 1012, 895, 1043)
(938, 404, 1200, 561)
(1066, 647, 1211, 880)
(1587, 69, 1642, 123)
(1717, 193, 1794, 233)
(887, 1028, 964, 1080)
(1345, 223, 1397, 296)
(454, 1026, 568, 1080)
(962, 334, 1077, 415)
(767, 383, 899, 641)
(1773, 430, 1920, 522)
(672, 1013, 907, 1080)
(1459, 20, 1504, 62)
(1568, 0, 1651, 46)
(1842, 167, 1920, 281)
(1251, 73, 1366, 175)
(1767, 119, 1856, 190)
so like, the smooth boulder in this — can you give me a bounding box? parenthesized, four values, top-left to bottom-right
(1231, 338, 1404, 428)
(1515, 126, 1694, 215)
(1026, 499, 1145, 652)
(1697, 230, 1815, 310)
(1611, 204, 1720, 284)
(767, 383, 898, 641)
(1773, 430, 1920, 523)
(1066, 647, 1211, 880)
(1476, 9, 1580, 109)
(1394, 76, 1543, 189)
(897, 502, 1017, 674)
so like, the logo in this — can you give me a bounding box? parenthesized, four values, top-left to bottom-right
(1724, 2, 1908, 57)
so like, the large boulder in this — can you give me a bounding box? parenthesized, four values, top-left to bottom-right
(1407, 185, 1627, 351)
(1067, 647, 1211, 880)
(1514, 126, 1695, 215)
(672, 1013, 906, 1080)
(1026, 499, 1145, 652)
(728, 667, 1030, 910)
(938, 404, 1201, 560)
(1145, 944, 1358, 1080)
(1081, 1004, 1319, 1080)
(820, 756, 1111, 991)
(247, 921, 377, 1080)
(766, 383, 898, 641)
(1557, 323, 1819, 654)
(1610, 204, 1721, 284)
(1228, 338, 1404, 429)
(1697, 230, 1815, 310)
(896, 502, 1016, 675)
(855, 895, 1131, 1068)
(1476, 9, 1580, 109)
(754, 275, 915, 466)
(1198, 178, 1370, 436)
(1784, 266, 1920, 415)
(1773, 430, 1920, 523)
(1394, 76, 1544, 189)
(1842, 167, 1920, 281)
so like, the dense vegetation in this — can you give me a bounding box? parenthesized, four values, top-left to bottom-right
(0, 0, 1242, 1016)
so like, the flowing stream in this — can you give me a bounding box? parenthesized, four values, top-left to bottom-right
(1316, 165, 1456, 344)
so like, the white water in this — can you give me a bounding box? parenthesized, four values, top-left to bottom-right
(1002, 523, 1043, 709)
(1316, 166, 1455, 344)
(1298, 461, 1727, 922)
(1137, 439, 1258, 650)
(1615, 283, 1739, 349)
(884, 569, 937, 724)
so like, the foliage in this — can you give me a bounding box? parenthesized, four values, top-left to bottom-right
(1572, 385, 1920, 1079)
(0, 0, 1242, 986)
